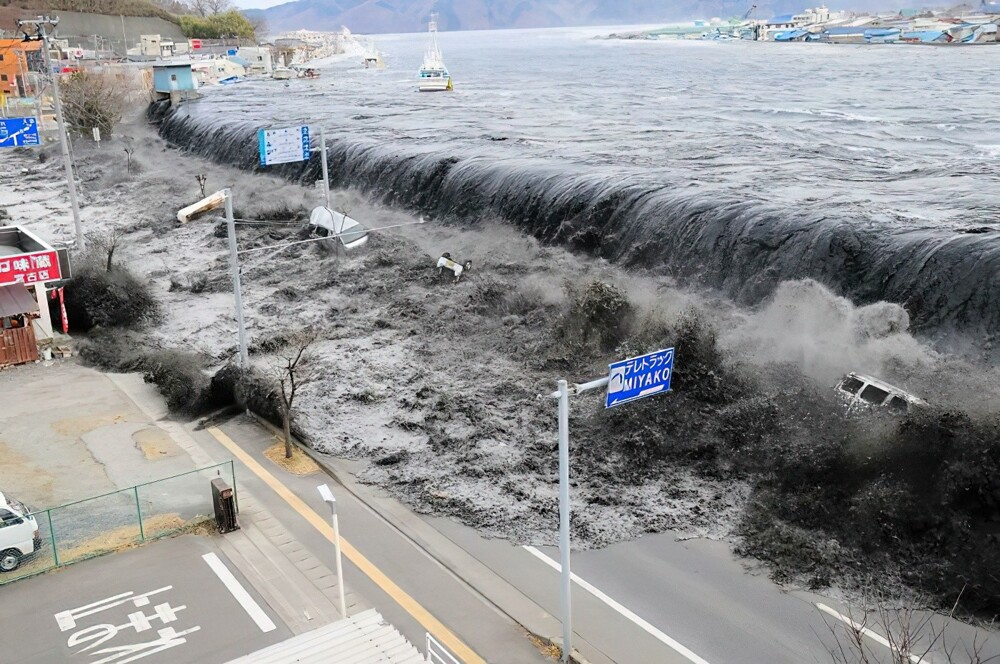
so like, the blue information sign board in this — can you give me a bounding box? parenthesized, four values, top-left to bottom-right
(257, 125, 310, 166)
(0, 117, 41, 148)
(605, 347, 674, 409)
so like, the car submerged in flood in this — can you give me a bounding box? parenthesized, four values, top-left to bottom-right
(835, 372, 927, 414)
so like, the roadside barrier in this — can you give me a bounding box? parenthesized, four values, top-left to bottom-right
(0, 461, 236, 584)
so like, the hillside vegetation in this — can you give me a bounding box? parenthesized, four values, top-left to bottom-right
(0, 0, 179, 22)
(0, 0, 258, 38)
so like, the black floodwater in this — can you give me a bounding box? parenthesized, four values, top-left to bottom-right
(154, 28, 1000, 348)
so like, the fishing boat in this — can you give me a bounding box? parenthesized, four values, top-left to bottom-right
(418, 14, 452, 92)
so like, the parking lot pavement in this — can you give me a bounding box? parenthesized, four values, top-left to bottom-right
(0, 534, 291, 664)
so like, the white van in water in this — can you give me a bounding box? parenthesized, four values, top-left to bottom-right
(0, 491, 41, 572)
(835, 372, 927, 414)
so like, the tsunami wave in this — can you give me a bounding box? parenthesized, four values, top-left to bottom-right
(153, 102, 1000, 350)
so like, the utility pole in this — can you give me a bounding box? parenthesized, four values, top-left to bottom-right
(224, 188, 249, 367)
(17, 16, 85, 251)
(319, 126, 331, 209)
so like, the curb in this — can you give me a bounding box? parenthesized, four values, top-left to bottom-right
(244, 411, 600, 664)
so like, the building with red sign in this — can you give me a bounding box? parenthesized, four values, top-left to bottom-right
(0, 226, 70, 365)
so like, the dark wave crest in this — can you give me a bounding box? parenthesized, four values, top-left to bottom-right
(153, 102, 1000, 350)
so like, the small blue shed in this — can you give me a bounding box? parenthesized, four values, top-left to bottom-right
(152, 63, 196, 94)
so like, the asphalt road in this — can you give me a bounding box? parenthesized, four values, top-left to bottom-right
(430, 518, 1000, 664)
(195, 417, 549, 664)
(0, 535, 290, 664)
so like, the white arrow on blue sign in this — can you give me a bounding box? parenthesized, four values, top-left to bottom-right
(0, 117, 41, 148)
(605, 347, 675, 409)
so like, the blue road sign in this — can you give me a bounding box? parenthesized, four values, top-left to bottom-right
(605, 347, 674, 409)
(257, 125, 310, 166)
(0, 117, 41, 148)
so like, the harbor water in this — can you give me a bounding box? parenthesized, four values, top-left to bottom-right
(155, 28, 1000, 349)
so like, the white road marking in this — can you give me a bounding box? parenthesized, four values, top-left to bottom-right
(523, 545, 712, 664)
(815, 602, 931, 664)
(202, 552, 277, 633)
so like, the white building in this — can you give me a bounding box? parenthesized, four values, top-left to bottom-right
(236, 46, 273, 75)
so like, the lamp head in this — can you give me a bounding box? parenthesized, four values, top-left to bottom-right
(317, 483, 335, 504)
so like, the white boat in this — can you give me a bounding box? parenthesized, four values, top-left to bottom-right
(418, 14, 452, 92)
(272, 67, 293, 80)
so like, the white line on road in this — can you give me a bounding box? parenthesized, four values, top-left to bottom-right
(523, 545, 712, 664)
(203, 552, 277, 633)
(815, 602, 931, 664)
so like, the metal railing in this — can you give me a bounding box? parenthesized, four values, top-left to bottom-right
(426, 632, 462, 664)
(0, 461, 236, 584)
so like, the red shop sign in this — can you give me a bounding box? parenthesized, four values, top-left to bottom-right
(0, 250, 62, 286)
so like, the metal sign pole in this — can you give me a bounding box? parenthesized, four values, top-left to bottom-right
(224, 189, 248, 367)
(548, 375, 611, 663)
(319, 126, 331, 210)
(32, 18, 85, 252)
(547, 348, 673, 663)
(557, 379, 572, 663)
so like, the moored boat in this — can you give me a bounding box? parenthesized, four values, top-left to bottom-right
(418, 14, 452, 91)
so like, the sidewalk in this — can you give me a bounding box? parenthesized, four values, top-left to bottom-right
(194, 415, 555, 664)
(107, 373, 356, 635)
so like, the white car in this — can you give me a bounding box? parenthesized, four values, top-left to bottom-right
(308, 207, 369, 250)
(835, 372, 927, 414)
(0, 491, 41, 572)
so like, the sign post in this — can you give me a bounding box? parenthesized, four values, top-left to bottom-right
(545, 347, 675, 663)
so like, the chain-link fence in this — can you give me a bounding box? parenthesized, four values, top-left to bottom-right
(1, 461, 236, 584)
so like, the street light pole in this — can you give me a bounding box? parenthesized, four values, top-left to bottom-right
(18, 16, 85, 252)
(317, 484, 348, 618)
(224, 188, 249, 367)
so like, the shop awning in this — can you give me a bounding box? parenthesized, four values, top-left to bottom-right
(0, 283, 39, 317)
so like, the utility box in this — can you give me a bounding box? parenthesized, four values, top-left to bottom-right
(211, 478, 239, 533)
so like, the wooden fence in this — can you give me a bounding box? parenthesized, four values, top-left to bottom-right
(0, 325, 38, 366)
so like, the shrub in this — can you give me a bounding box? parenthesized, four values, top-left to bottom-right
(210, 364, 294, 436)
(79, 332, 214, 416)
(63, 260, 159, 331)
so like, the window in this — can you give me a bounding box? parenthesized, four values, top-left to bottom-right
(859, 384, 890, 405)
(170, 74, 177, 81)
(0, 509, 22, 528)
(886, 396, 909, 413)
(839, 376, 865, 395)
(0, 54, 4, 61)
(0, 74, 6, 82)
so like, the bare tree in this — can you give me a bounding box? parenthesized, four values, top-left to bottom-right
(822, 586, 998, 664)
(59, 71, 138, 137)
(272, 328, 318, 459)
(87, 227, 127, 273)
(187, 0, 231, 15)
(122, 135, 135, 176)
